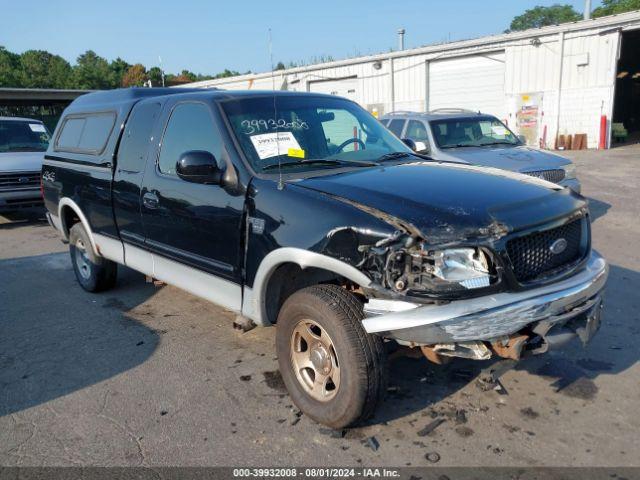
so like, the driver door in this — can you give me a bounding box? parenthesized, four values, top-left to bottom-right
(140, 100, 244, 283)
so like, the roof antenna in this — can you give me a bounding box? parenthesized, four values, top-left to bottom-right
(268, 28, 284, 191)
(158, 56, 165, 87)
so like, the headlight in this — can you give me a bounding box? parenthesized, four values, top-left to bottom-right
(432, 248, 491, 289)
(383, 245, 497, 294)
(563, 163, 576, 179)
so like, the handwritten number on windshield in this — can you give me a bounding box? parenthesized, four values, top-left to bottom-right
(241, 119, 309, 135)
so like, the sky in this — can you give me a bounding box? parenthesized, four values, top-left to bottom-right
(1, 0, 600, 75)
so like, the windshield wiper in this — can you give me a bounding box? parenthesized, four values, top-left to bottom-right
(262, 158, 377, 171)
(479, 141, 516, 146)
(440, 144, 479, 149)
(376, 152, 413, 162)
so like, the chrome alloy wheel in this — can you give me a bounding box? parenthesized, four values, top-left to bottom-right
(290, 319, 341, 401)
(74, 238, 91, 280)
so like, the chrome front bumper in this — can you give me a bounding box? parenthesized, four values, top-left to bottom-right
(363, 250, 608, 346)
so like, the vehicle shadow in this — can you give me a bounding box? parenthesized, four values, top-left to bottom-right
(586, 196, 611, 223)
(368, 262, 639, 425)
(0, 251, 160, 417)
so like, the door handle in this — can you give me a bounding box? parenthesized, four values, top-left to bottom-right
(143, 191, 159, 209)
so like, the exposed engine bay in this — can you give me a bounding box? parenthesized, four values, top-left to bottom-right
(356, 230, 500, 299)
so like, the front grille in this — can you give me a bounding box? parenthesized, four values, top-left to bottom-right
(506, 219, 583, 282)
(524, 169, 566, 183)
(0, 171, 41, 190)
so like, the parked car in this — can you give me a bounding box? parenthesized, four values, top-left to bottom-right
(0, 116, 50, 212)
(380, 110, 581, 193)
(43, 89, 607, 428)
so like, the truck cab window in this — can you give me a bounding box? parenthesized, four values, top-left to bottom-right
(117, 102, 161, 172)
(158, 103, 221, 176)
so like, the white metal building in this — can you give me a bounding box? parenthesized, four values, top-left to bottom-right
(186, 11, 640, 149)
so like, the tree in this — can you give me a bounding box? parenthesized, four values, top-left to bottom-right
(0, 45, 247, 90)
(179, 69, 197, 82)
(72, 50, 115, 89)
(122, 64, 147, 87)
(18, 50, 73, 88)
(148, 66, 164, 87)
(215, 69, 241, 79)
(110, 57, 131, 87)
(0, 46, 21, 87)
(507, 4, 581, 32)
(166, 73, 192, 86)
(274, 61, 286, 70)
(592, 0, 640, 17)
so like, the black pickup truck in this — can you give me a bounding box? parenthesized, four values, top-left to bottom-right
(43, 88, 608, 428)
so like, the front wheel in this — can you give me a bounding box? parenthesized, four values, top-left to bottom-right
(69, 223, 117, 292)
(276, 285, 387, 428)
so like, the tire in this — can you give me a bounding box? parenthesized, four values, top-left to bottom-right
(276, 284, 387, 428)
(68, 222, 117, 292)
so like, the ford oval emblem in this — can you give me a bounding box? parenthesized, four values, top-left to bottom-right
(550, 238, 568, 255)
(18, 176, 29, 183)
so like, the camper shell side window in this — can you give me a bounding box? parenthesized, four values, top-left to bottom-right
(54, 111, 117, 156)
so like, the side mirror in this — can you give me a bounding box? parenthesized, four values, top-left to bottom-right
(176, 150, 222, 184)
(517, 135, 527, 144)
(401, 138, 416, 151)
(413, 141, 429, 153)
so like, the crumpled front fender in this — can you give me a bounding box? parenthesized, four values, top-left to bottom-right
(362, 250, 608, 345)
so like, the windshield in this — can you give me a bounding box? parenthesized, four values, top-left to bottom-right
(430, 116, 519, 149)
(0, 120, 50, 153)
(222, 95, 412, 173)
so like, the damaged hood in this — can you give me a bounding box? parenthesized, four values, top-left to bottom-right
(293, 161, 585, 243)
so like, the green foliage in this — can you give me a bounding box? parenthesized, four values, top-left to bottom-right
(1, 47, 72, 88)
(110, 57, 131, 87)
(214, 69, 241, 79)
(148, 66, 164, 87)
(72, 50, 116, 89)
(592, 0, 640, 17)
(508, 4, 582, 32)
(18, 50, 73, 88)
(0, 46, 253, 89)
(180, 69, 197, 82)
(0, 47, 21, 87)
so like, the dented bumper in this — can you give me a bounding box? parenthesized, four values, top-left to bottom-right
(363, 250, 608, 347)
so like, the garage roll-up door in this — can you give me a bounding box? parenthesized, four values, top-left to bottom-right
(308, 77, 358, 102)
(428, 52, 506, 119)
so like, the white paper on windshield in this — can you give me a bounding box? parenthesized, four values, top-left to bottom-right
(250, 132, 301, 160)
(29, 123, 46, 132)
(491, 125, 507, 136)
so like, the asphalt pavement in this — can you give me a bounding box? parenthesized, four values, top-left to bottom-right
(1, 145, 639, 467)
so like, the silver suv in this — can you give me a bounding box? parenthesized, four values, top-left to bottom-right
(0, 117, 50, 212)
(380, 109, 580, 193)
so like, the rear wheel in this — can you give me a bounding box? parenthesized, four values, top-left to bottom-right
(276, 285, 387, 428)
(69, 223, 117, 292)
